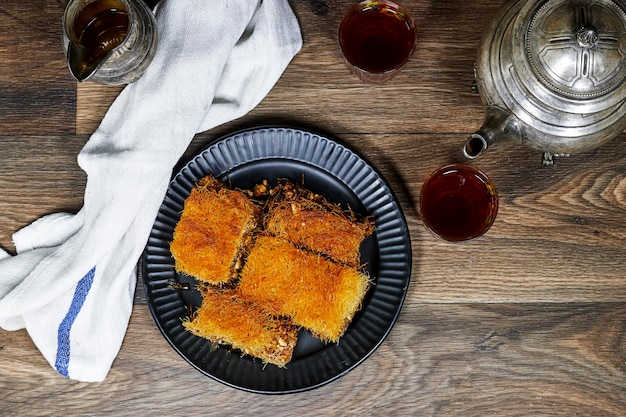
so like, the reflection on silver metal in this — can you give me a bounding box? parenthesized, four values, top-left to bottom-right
(542, 152, 571, 166)
(465, 0, 626, 163)
(576, 25, 599, 48)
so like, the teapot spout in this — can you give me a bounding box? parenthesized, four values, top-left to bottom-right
(463, 105, 521, 159)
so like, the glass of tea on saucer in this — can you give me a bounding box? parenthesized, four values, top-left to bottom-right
(420, 164, 498, 242)
(339, 0, 417, 83)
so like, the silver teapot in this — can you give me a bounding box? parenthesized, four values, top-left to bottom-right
(464, 0, 626, 165)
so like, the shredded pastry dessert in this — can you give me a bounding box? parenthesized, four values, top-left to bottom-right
(263, 180, 374, 268)
(170, 175, 259, 285)
(172, 174, 374, 365)
(183, 287, 297, 367)
(237, 235, 371, 342)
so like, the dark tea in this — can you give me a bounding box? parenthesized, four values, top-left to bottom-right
(339, 1, 416, 82)
(73, 0, 129, 63)
(420, 165, 498, 241)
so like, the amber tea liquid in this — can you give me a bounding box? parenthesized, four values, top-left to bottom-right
(73, 0, 129, 62)
(420, 165, 498, 241)
(339, 1, 416, 74)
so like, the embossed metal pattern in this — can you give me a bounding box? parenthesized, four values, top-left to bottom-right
(469, 0, 626, 157)
(526, 0, 626, 99)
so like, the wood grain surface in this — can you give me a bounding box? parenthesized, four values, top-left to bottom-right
(1, 0, 625, 416)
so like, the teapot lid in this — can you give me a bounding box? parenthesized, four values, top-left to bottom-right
(525, 0, 626, 100)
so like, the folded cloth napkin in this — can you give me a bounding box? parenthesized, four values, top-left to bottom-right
(0, 0, 301, 382)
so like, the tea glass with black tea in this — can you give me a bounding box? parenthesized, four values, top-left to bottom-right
(420, 164, 498, 242)
(62, 0, 158, 85)
(339, 0, 417, 83)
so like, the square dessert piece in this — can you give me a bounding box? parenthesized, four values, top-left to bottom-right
(237, 235, 371, 342)
(183, 287, 297, 367)
(170, 175, 259, 285)
(263, 181, 374, 268)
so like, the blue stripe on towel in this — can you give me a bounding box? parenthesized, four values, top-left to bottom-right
(54, 266, 96, 377)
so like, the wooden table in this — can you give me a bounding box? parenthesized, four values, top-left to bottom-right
(1, 1, 625, 415)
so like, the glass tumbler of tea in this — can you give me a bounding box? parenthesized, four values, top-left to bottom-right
(420, 164, 498, 242)
(62, 0, 158, 85)
(339, 0, 417, 83)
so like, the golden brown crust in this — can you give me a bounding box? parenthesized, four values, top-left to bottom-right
(175, 176, 372, 364)
(170, 175, 260, 285)
(263, 180, 374, 268)
(237, 235, 371, 342)
(183, 287, 297, 367)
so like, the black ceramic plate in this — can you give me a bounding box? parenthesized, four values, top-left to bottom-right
(142, 127, 411, 394)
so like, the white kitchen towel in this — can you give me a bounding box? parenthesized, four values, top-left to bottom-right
(0, 0, 301, 382)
